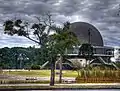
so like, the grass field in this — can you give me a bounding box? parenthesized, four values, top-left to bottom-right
(0, 70, 78, 77)
(0, 70, 78, 84)
(1, 69, 120, 84)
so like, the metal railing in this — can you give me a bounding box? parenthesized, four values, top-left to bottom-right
(64, 46, 114, 57)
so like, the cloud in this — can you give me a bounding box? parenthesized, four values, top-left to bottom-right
(0, 0, 120, 47)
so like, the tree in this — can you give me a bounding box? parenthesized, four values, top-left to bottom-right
(3, 14, 57, 86)
(79, 43, 93, 68)
(0, 47, 11, 69)
(3, 15, 79, 85)
(3, 14, 55, 69)
(0, 47, 42, 69)
(49, 22, 79, 83)
(3, 14, 53, 46)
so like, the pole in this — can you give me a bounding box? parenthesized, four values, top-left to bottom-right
(50, 59, 55, 86)
(88, 28, 92, 68)
(59, 55, 62, 83)
(88, 28, 91, 44)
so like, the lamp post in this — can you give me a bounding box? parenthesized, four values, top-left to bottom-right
(88, 28, 92, 44)
(88, 28, 92, 68)
(17, 53, 29, 69)
(17, 53, 23, 69)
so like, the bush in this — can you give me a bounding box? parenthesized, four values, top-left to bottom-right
(75, 70, 120, 83)
(31, 64, 40, 70)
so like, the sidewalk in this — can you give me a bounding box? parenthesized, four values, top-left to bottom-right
(0, 83, 120, 90)
(0, 83, 120, 86)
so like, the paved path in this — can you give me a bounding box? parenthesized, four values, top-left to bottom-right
(0, 83, 120, 86)
(0, 83, 120, 90)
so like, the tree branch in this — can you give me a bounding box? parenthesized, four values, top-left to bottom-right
(25, 36, 40, 45)
(33, 28, 41, 43)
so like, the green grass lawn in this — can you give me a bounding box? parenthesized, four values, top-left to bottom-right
(62, 70, 78, 77)
(1, 70, 120, 84)
(3, 70, 51, 77)
(1, 70, 78, 78)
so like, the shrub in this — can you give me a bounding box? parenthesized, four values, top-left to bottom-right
(75, 70, 120, 83)
(31, 64, 40, 70)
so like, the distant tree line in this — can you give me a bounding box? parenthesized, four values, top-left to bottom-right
(0, 46, 50, 69)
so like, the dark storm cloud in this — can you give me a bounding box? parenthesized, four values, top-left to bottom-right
(0, 0, 120, 47)
(0, 0, 51, 14)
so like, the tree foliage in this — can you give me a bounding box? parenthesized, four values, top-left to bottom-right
(0, 47, 42, 69)
(79, 43, 93, 58)
(3, 14, 53, 46)
(49, 22, 79, 56)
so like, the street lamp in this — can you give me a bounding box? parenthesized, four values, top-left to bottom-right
(17, 53, 29, 69)
(17, 53, 23, 69)
(88, 28, 93, 68)
(88, 28, 92, 44)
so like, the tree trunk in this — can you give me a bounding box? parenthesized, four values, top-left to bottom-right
(77, 70, 80, 77)
(59, 56, 62, 83)
(55, 58, 59, 70)
(15, 54, 18, 69)
(50, 59, 55, 86)
(86, 59, 87, 68)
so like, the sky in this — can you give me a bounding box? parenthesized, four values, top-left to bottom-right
(0, 0, 120, 48)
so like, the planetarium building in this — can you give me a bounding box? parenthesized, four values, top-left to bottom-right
(70, 22, 103, 46)
(59, 22, 119, 70)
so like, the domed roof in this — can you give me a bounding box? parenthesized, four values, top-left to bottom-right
(70, 22, 103, 46)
